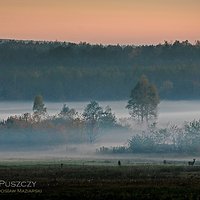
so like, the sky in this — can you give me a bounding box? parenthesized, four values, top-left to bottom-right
(0, 0, 199, 45)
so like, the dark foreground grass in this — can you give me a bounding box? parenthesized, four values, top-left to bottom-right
(0, 164, 200, 200)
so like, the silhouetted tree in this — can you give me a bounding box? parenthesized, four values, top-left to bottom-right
(83, 101, 103, 122)
(83, 101, 103, 143)
(99, 106, 117, 128)
(33, 95, 47, 115)
(59, 104, 77, 120)
(126, 75, 160, 123)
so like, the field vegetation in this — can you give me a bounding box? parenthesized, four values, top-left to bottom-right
(0, 162, 200, 199)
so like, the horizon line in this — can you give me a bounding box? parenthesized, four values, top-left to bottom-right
(0, 38, 199, 46)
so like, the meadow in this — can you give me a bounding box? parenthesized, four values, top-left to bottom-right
(0, 158, 200, 200)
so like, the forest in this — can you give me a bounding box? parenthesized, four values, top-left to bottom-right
(0, 39, 200, 100)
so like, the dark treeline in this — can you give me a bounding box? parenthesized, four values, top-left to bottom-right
(0, 39, 200, 100)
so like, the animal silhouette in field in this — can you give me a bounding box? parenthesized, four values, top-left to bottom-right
(188, 159, 196, 166)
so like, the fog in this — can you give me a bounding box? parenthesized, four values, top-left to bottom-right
(1, 100, 200, 123)
(1, 100, 200, 161)
(158, 100, 200, 125)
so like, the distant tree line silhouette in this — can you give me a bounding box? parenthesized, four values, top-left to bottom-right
(0, 39, 200, 100)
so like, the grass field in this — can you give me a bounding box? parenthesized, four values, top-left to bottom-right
(0, 158, 200, 200)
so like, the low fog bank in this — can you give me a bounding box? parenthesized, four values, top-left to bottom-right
(0, 127, 132, 152)
(0, 144, 97, 160)
(1, 119, 200, 161)
(0, 146, 198, 166)
(1, 100, 200, 161)
(1, 118, 200, 157)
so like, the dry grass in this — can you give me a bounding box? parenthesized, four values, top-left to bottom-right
(0, 164, 200, 199)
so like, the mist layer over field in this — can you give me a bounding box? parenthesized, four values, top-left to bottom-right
(1, 100, 200, 123)
(0, 100, 200, 161)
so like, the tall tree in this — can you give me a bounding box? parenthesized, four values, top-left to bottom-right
(99, 106, 117, 128)
(83, 101, 103, 122)
(83, 101, 103, 143)
(59, 104, 77, 120)
(33, 95, 46, 115)
(126, 75, 160, 122)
